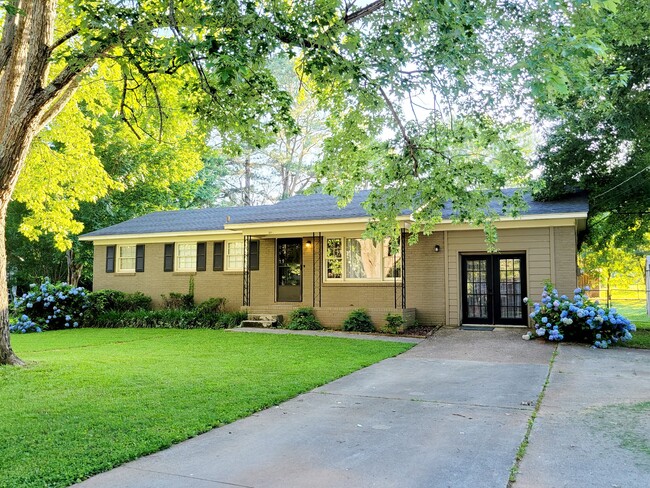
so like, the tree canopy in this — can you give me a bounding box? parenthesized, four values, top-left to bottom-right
(535, 0, 650, 251)
(0, 0, 623, 364)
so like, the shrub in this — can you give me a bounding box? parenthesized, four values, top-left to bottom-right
(197, 297, 227, 314)
(87, 289, 152, 315)
(286, 307, 323, 330)
(9, 279, 88, 334)
(93, 309, 248, 330)
(524, 282, 636, 348)
(342, 309, 375, 332)
(219, 311, 248, 328)
(161, 292, 194, 310)
(382, 313, 404, 334)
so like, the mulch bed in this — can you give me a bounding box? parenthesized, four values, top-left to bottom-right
(401, 325, 440, 338)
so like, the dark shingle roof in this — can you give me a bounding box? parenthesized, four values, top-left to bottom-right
(80, 190, 588, 238)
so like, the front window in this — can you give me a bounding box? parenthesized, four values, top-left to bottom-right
(325, 237, 401, 281)
(118, 245, 136, 272)
(177, 243, 197, 271)
(384, 239, 402, 279)
(226, 241, 245, 270)
(346, 238, 382, 279)
(326, 239, 343, 278)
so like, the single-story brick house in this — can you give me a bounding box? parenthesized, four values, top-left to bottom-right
(79, 190, 588, 328)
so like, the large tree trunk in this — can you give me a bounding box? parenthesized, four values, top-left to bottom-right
(0, 200, 24, 365)
(0, 0, 77, 365)
(0, 113, 46, 365)
(66, 248, 83, 287)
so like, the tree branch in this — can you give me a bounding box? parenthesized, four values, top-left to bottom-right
(119, 72, 142, 140)
(126, 48, 165, 141)
(344, 0, 385, 24)
(34, 29, 125, 114)
(377, 85, 419, 176)
(49, 27, 80, 53)
(0, 4, 19, 74)
(37, 74, 82, 128)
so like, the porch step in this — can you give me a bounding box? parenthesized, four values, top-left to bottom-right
(239, 314, 283, 328)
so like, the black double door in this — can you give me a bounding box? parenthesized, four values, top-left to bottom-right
(461, 254, 527, 325)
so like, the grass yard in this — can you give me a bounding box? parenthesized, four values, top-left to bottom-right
(0, 329, 413, 488)
(610, 299, 650, 349)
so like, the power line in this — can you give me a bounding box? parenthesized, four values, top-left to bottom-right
(593, 173, 649, 210)
(593, 164, 650, 200)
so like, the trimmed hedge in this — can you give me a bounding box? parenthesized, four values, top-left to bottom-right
(86, 289, 152, 315)
(93, 309, 248, 330)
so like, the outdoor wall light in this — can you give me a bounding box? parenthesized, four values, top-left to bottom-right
(434, 244, 441, 253)
(306, 240, 312, 248)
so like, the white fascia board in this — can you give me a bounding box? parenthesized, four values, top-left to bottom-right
(79, 229, 241, 243)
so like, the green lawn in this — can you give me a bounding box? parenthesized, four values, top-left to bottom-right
(0, 329, 413, 488)
(610, 299, 650, 349)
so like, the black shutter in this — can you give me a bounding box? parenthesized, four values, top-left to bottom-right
(164, 243, 174, 272)
(249, 240, 259, 270)
(105, 245, 116, 273)
(135, 244, 145, 272)
(196, 242, 207, 271)
(213, 242, 224, 271)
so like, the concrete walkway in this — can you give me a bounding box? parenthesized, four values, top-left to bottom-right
(74, 329, 650, 487)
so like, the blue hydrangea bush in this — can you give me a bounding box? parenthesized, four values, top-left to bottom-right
(9, 279, 89, 334)
(524, 282, 636, 348)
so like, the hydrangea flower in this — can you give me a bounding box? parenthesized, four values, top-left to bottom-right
(523, 281, 635, 348)
(9, 278, 88, 334)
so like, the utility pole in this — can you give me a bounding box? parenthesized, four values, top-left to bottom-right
(646, 256, 650, 316)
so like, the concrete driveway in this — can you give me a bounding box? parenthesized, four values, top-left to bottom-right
(75, 329, 650, 488)
(516, 344, 650, 488)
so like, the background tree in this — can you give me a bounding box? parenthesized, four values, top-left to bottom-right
(580, 243, 646, 307)
(0, 0, 619, 366)
(219, 57, 326, 204)
(535, 0, 650, 251)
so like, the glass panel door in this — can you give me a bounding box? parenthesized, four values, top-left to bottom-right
(462, 257, 492, 324)
(277, 238, 302, 302)
(462, 255, 527, 325)
(495, 256, 526, 324)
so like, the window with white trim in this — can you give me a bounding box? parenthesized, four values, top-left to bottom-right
(226, 241, 245, 271)
(325, 237, 401, 281)
(117, 245, 136, 272)
(176, 243, 197, 271)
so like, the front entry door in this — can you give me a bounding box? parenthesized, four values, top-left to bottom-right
(461, 255, 527, 325)
(277, 238, 302, 302)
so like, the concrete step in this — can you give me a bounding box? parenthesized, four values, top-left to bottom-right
(240, 314, 284, 328)
(248, 314, 283, 323)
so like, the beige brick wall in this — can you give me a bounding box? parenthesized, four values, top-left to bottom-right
(94, 242, 255, 311)
(405, 233, 446, 326)
(445, 226, 578, 326)
(92, 224, 578, 328)
(245, 305, 416, 329)
(553, 226, 578, 298)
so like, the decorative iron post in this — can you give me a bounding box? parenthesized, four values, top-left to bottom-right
(313, 232, 322, 308)
(243, 236, 251, 307)
(401, 228, 407, 309)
